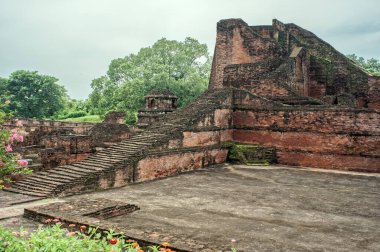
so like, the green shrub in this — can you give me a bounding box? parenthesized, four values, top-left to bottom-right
(0, 224, 143, 252)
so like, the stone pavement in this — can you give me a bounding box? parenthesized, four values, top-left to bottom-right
(1, 164, 380, 251)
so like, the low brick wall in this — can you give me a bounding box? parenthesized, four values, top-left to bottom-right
(136, 148, 228, 182)
(233, 106, 380, 171)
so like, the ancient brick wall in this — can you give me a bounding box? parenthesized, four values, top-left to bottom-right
(209, 19, 380, 110)
(232, 104, 380, 172)
(209, 19, 284, 90)
(40, 135, 95, 169)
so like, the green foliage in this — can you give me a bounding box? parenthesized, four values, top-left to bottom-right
(88, 37, 211, 124)
(53, 99, 93, 120)
(62, 115, 102, 123)
(0, 77, 9, 103)
(346, 54, 380, 76)
(3, 70, 68, 119)
(0, 224, 167, 252)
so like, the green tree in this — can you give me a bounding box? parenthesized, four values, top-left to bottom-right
(5, 70, 68, 118)
(88, 37, 211, 123)
(0, 77, 9, 103)
(347, 54, 380, 76)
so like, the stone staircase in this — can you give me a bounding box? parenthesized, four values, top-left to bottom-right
(4, 89, 231, 197)
(148, 89, 229, 133)
(4, 133, 166, 197)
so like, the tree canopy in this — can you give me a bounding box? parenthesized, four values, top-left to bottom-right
(347, 54, 380, 76)
(88, 37, 211, 123)
(2, 70, 68, 118)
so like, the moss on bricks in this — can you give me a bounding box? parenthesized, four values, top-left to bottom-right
(228, 143, 277, 165)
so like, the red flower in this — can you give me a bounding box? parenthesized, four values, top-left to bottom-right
(80, 225, 87, 231)
(162, 242, 170, 247)
(109, 238, 118, 245)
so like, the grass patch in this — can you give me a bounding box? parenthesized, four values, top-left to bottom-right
(61, 115, 102, 123)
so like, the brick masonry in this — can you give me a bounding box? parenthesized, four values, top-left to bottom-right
(5, 18, 380, 197)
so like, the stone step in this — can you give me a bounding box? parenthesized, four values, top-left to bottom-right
(37, 171, 78, 181)
(111, 144, 147, 149)
(66, 164, 103, 172)
(16, 180, 56, 190)
(11, 184, 53, 195)
(54, 167, 89, 176)
(4, 187, 48, 197)
(77, 161, 109, 169)
(48, 170, 84, 179)
(95, 153, 128, 158)
(23, 176, 64, 186)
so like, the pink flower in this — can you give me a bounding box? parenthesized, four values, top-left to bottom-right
(5, 145, 12, 152)
(12, 133, 24, 142)
(17, 160, 28, 167)
(231, 239, 236, 243)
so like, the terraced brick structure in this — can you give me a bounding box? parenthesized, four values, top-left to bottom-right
(137, 90, 178, 128)
(5, 18, 380, 197)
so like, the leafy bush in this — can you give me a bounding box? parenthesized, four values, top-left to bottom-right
(0, 102, 32, 189)
(0, 223, 174, 252)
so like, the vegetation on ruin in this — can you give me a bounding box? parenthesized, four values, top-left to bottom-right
(347, 54, 380, 76)
(228, 143, 276, 165)
(87, 37, 211, 124)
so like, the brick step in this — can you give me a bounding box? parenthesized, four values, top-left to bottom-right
(95, 152, 130, 158)
(67, 164, 104, 172)
(114, 142, 151, 148)
(54, 167, 90, 176)
(106, 147, 142, 153)
(26, 174, 68, 184)
(11, 184, 53, 196)
(37, 171, 78, 181)
(15, 180, 57, 190)
(76, 161, 110, 169)
(23, 176, 64, 186)
(48, 170, 84, 179)
(4, 187, 48, 197)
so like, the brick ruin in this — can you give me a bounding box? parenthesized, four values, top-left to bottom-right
(4, 113, 132, 171)
(137, 90, 178, 128)
(5, 19, 380, 197)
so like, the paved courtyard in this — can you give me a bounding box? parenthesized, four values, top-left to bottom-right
(1, 164, 380, 251)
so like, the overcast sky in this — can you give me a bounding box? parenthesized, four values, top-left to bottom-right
(1, 0, 379, 99)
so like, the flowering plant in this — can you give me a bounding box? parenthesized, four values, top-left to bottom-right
(0, 101, 31, 189)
